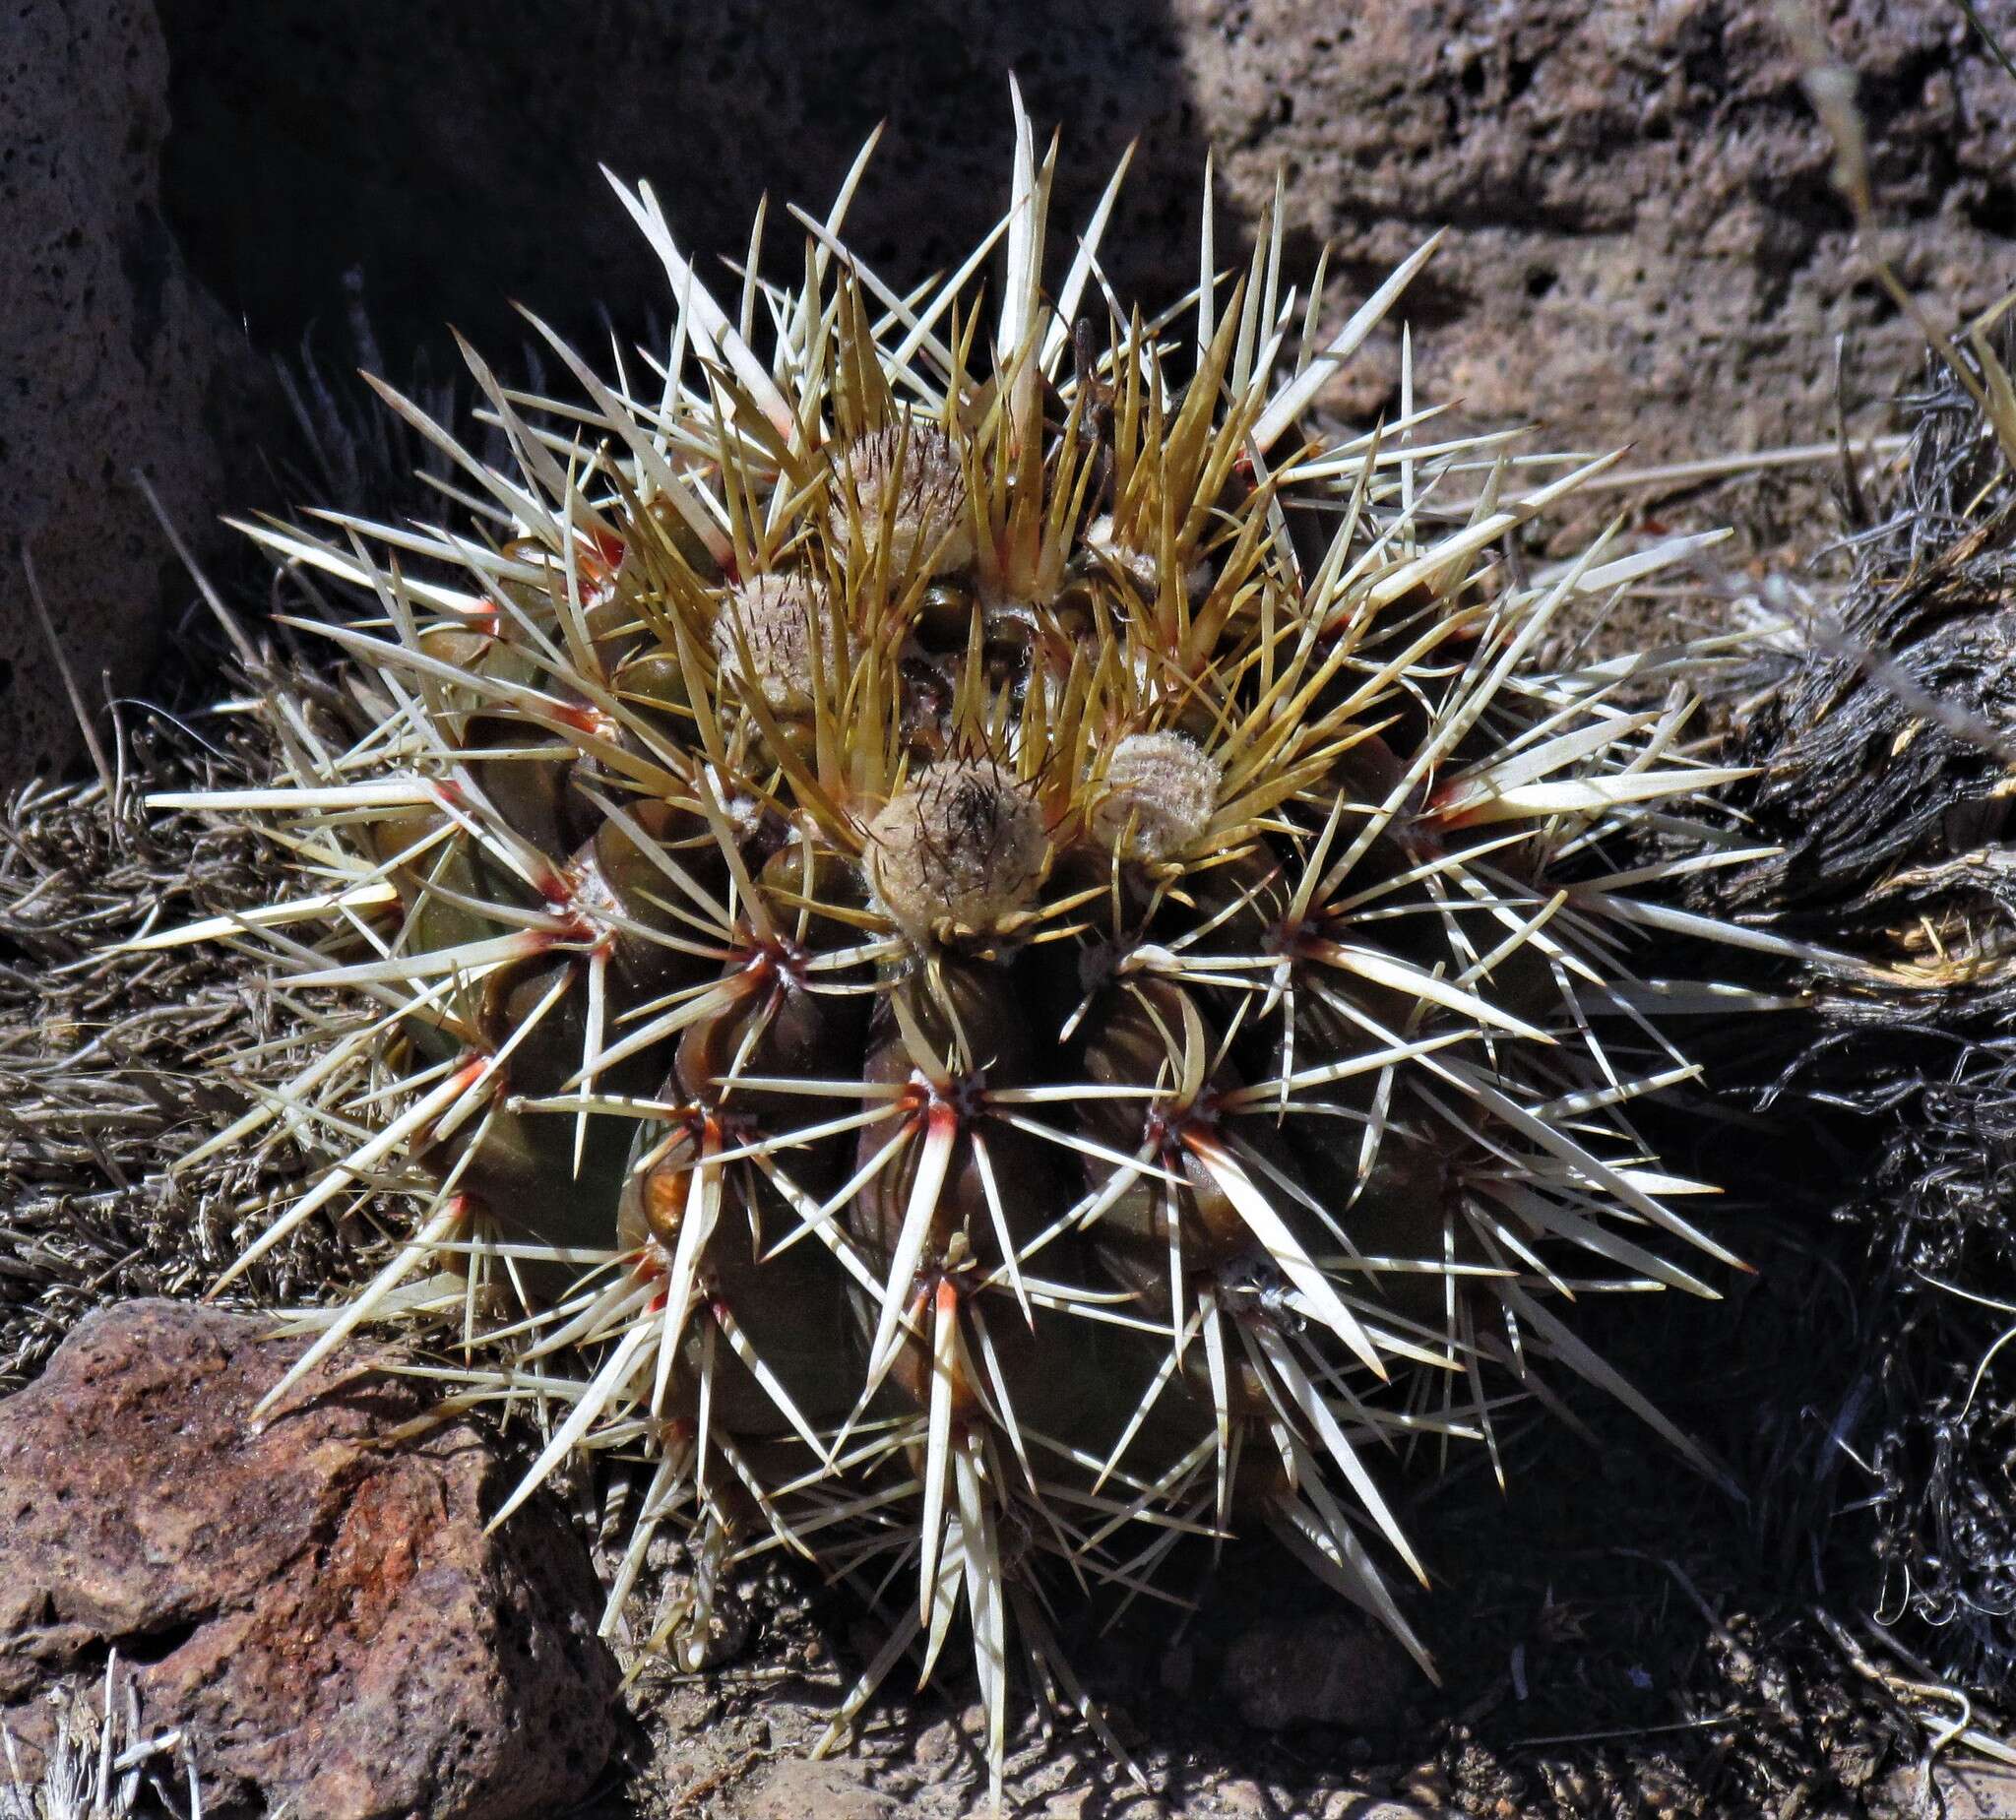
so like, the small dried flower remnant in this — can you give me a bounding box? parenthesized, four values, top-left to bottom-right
(829, 419, 975, 578)
(711, 572, 828, 715)
(867, 757, 1049, 935)
(1090, 729, 1220, 861)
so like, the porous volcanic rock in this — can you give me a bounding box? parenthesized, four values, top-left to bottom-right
(155, 0, 2016, 479)
(1179, 0, 2014, 467)
(3, 0, 266, 784)
(0, 1298, 618, 1820)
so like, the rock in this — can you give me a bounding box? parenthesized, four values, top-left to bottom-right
(1036, 1790, 1096, 1819)
(2, 0, 267, 784)
(737, 1757, 893, 1820)
(0, 1298, 618, 1820)
(155, 0, 2016, 500)
(1220, 1611, 1411, 1733)
(1172, 0, 2004, 474)
(152, 0, 1216, 365)
(1933, 1762, 2016, 1820)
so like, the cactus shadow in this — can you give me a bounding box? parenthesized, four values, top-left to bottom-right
(155, 0, 1239, 378)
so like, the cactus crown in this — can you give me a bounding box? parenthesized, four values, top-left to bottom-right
(155, 94, 1752, 1804)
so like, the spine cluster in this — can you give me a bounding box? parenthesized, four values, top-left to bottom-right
(148, 100, 1749, 1802)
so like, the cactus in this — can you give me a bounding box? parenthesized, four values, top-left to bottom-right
(146, 98, 1753, 1801)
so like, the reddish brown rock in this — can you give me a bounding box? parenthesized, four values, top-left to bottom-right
(0, 1298, 618, 1820)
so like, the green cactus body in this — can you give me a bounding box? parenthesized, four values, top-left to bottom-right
(154, 101, 1752, 1804)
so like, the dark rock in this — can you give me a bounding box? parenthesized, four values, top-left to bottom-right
(9, 1, 2007, 771)
(0, 1298, 618, 1820)
(2, 0, 268, 784)
(154, 0, 1215, 368)
(1221, 1611, 1411, 1733)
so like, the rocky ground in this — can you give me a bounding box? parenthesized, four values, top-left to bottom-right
(1, 584, 2010, 1819)
(12, 2, 2016, 1815)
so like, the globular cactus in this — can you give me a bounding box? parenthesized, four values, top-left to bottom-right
(147, 98, 1753, 1802)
